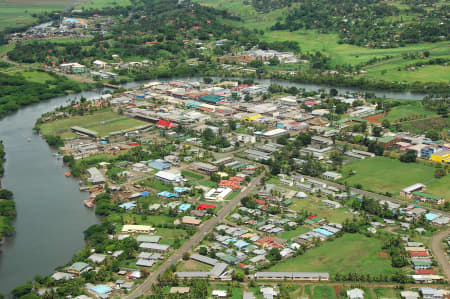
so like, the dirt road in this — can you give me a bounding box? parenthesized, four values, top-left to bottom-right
(430, 228, 450, 281)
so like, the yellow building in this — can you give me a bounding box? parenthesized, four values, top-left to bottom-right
(430, 150, 450, 163)
(242, 114, 262, 121)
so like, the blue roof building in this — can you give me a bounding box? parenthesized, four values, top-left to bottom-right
(157, 191, 179, 198)
(90, 285, 111, 295)
(119, 202, 137, 210)
(174, 186, 189, 193)
(178, 203, 191, 212)
(148, 159, 170, 170)
(425, 213, 440, 221)
(313, 228, 334, 237)
(141, 191, 150, 197)
(234, 240, 249, 249)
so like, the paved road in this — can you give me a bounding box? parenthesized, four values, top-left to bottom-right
(430, 228, 450, 281)
(126, 172, 264, 298)
(300, 174, 450, 218)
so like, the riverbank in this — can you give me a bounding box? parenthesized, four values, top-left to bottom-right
(0, 140, 15, 243)
(0, 90, 101, 295)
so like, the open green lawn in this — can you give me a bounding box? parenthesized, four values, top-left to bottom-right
(381, 102, 438, 123)
(181, 170, 204, 180)
(426, 175, 450, 200)
(365, 61, 450, 83)
(311, 285, 337, 299)
(39, 109, 146, 138)
(373, 287, 400, 298)
(19, 70, 56, 84)
(177, 259, 212, 272)
(278, 226, 310, 240)
(0, 0, 72, 30)
(340, 156, 438, 197)
(291, 197, 354, 223)
(268, 234, 395, 276)
(199, 179, 217, 188)
(78, 0, 131, 9)
(108, 213, 175, 227)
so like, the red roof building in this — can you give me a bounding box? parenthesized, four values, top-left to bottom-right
(415, 269, 435, 274)
(411, 251, 430, 257)
(197, 204, 216, 210)
(157, 120, 175, 128)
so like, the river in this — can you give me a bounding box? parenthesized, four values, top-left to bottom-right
(0, 90, 105, 294)
(0, 77, 426, 294)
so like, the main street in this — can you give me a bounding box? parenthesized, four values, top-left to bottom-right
(126, 171, 265, 298)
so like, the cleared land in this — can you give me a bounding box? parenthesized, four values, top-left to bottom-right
(291, 197, 354, 223)
(77, 0, 131, 9)
(381, 102, 438, 123)
(340, 156, 443, 197)
(20, 70, 56, 84)
(0, 0, 73, 30)
(177, 259, 212, 272)
(39, 109, 147, 138)
(268, 234, 395, 276)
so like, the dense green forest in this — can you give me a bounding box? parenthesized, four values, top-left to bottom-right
(0, 71, 84, 118)
(271, 0, 449, 48)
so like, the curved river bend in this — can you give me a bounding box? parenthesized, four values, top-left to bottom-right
(0, 78, 425, 294)
(0, 90, 104, 294)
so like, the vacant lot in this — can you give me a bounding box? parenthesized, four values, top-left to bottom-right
(0, 0, 72, 30)
(177, 260, 212, 272)
(381, 102, 437, 123)
(77, 0, 131, 9)
(268, 234, 395, 276)
(426, 175, 450, 200)
(39, 109, 146, 138)
(291, 197, 354, 223)
(341, 156, 438, 196)
(19, 70, 56, 84)
(399, 117, 450, 135)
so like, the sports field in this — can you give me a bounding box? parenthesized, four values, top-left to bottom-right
(39, 109, 147, 138)
(341, 156, 440, 196)
(268, 233, 395, 276)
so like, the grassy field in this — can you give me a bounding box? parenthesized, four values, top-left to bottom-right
(39, 109, 147, 138)
(381, 102, 438, 123)
(177, 259, 212, 272)
(268, 234, 395, 276)
(19, 70, 56, 84)
(0, 0, 73, 30)
(278, 226, 310, 240)
(365, 60, 450, 83)
(311, 285, 337, 299)
(398, 117, 450, 135)
(291, 197, 354, 223)
(340, 156, 439, 197)
(199, 179, 217, 188)
(77, 0, 131, 9)
(181, 170, 204, 180)
(426, 175, 450, 200)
